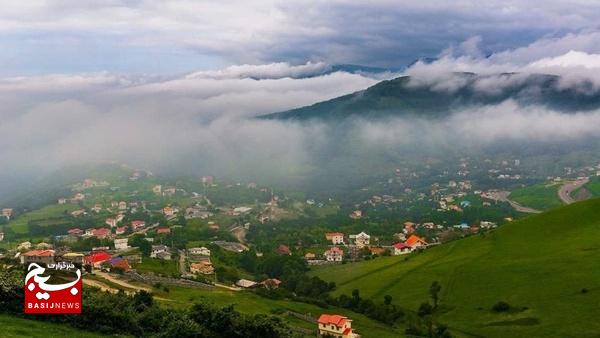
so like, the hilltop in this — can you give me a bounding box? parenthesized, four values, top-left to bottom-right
(262, 73, 600, 121)
(311, 198, 600, 337)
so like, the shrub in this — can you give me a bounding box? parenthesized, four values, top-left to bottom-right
(492, 301, 511, 313)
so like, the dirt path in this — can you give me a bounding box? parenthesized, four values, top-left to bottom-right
(558, 177, 589, 204)
(94, 271, 152, 292)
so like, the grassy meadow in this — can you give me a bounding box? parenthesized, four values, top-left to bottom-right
(311, 198, 600, 338)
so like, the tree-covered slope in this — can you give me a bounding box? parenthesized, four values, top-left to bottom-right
(311, 198, 600, 338)
(263, 73, 600, 121)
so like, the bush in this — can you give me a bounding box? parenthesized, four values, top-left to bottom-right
(492, 301, 511, 313)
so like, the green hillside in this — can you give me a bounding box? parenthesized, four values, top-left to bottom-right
(311, 198, 600, 338)
(509, 182, 563, 210)
(0, 314, 114, 338)
(262, 73, 600, 121)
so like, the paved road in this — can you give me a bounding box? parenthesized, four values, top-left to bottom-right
(488, 191, 542, 214)
(558, 178, 590, 204)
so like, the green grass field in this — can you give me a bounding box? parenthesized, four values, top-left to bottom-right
(0, 314, 114, 337)
(132, 257, 179, 277)
(152, 286, 402, 338)
(509, 182, 563, 210)
(7, 204, 79, 234)
(311, 198, 600, 338)
(581, 176, 600, 197)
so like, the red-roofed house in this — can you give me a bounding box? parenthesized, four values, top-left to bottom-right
(392, 242, 412, 255)
(156, 227, 171, 235)
(261, 278, 282, 289)
(92, 228, 111, 239)
(275, 244, 291, 256)
(318, 314, 356, 338)
(116, 226, 127, 235)
(85, 251, 112, 267)
(131, 220, 146, 230)
(405, 235, 427, 249)
(67, 228, 83, 236)
(20, 250, 55, 265)
(324, 247, 344, 262)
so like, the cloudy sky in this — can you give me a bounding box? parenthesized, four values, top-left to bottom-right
(3, 0, 600, 75)
(3, 1, 600, 198)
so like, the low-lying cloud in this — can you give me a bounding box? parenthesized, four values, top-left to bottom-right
(3, 34, 600, 197)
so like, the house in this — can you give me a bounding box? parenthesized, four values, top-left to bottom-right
(150, 245, 171, 260)
(304, 252, 316, 260)
(20, 250, 55, 265)
(190, 261, 215, 275)
(208, 223, 220, 231)
(275, 244, 291, 256)
(324, 247, 344, 262)
(0, 232, 3, 242)
(58, 198, 67, 204)
(2, 208, 13, 219)
(118, 201, 127, 210)
(201, 176, 214, 185)
(156, 227, 171, 235)
(261, 278, 282, 289)
(105, 218, 117, 228)
(405, 235, 427, 249)
(71, 209, 86, 217)
(163, 206, 175, 217)
(325, 232, 344, 245)
(116, 226, 127, 235)
(67, 228, 83, 236)
(392, 242, 412, 255)
(92, 228, 111, 239)
(368, 247, 386, 256)
(73, 193, 85, 201)
(153, 185, 162, 194)
(404, 222, 416, 234)
(131, 220, 146, 230)
(349, 210, 362, 219)
(114, 238, 129, 251)
(350, 232, 370, 248)
(109, 257, 131, 271)
(236, 279, 257, 288)
(188, 247, 211, 256)
(61, 252, 85, 265)
(233, 206, 252, 214)
(91, 204, 102, 213)
(85, 251, 112, 267)
(318, 314, 356, 338)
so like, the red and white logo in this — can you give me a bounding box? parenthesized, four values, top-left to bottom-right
(24, 263, 82, 314)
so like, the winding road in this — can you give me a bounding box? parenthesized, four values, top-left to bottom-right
(557, 177, 589, 204)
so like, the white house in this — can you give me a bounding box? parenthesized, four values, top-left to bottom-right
(114, 238, 129, 251)
(150, 245, 171, 260)
(188, 247, 211, 256)
(350, 232, 370, 248)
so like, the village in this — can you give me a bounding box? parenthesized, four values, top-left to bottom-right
(1, 157, 599, 337)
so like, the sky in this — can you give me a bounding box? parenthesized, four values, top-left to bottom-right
(3, 1, 600, 199)
(3, 1, 600, 75)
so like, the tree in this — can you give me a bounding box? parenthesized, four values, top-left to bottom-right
(384, 294, 393, 305)
(430, 281, 441, 309)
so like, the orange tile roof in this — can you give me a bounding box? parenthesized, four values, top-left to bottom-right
(23, 250, 55, 257)
(318, 314, 347, 327)
(405, 235, 427, 247)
